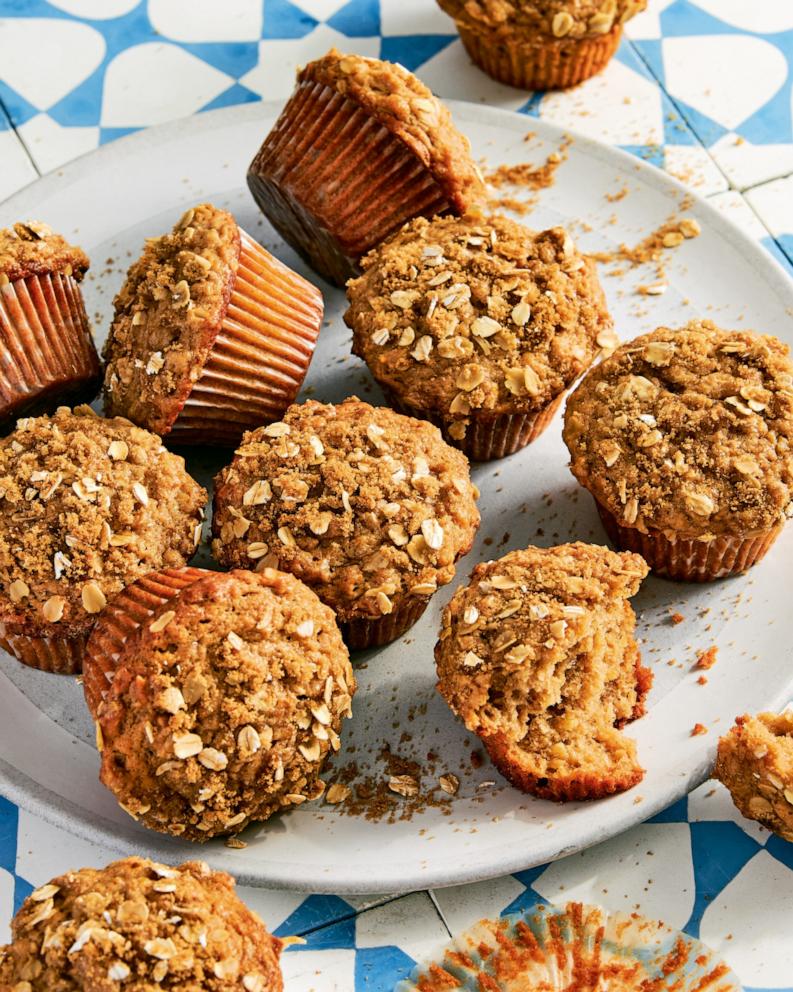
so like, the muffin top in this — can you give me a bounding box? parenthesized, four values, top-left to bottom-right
(0, 406, 206, 639)
(0, 221, 89, 284)
(435, 542, 648, 741)
(300, 50, 485, 213)
(88, 568, 353, 839)
(103, 203, 242, 435)
(212, 398, 480, 622)
(437, 0, 647, 40)
(0, 856, 283, 991)
(563, 320, 793, 540)
(347, 213, 613, 428)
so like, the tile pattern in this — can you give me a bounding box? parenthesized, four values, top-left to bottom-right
(0, 2, 792, 991)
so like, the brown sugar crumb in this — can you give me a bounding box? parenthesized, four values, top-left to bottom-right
(591, 214, 701, 286)
(697, 675, 709, 686)
(605, 185, 630, 203)
(695, 646, 719, 670)
(670, 612, 685, 625)
(485, 137, 571, 194)
(692, 723, 708, 736)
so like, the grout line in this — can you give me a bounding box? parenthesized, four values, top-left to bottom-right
(427, 889, 453, 938)
(285, 891, 417, 939)
(0, 94, 41, 179)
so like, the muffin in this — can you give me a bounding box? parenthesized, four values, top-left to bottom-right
(83, 566, 354, 839)
(0, 221, 101, 426)
(0, 856, 283, 991)
(436, 0, 648, 91)
(212, 397, 480, 649)
(714, 711, 793, 842)
(435, 543, 650, 800)
(563, 320, 793, 581)
(0, 406, 206, 674)
(346, 213, 614, 461)
(102, 203, 322, 446)
(247, 49, 485, 287)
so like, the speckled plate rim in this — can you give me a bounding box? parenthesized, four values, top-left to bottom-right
(0, 100, 792, 893)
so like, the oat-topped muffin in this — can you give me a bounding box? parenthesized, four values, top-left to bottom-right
(247, 49, 485, 287)
(212, 397, 480, 649)
(437, 0, 647, 90)
(103, 203, 322, 445)
(436, 543, 650, 800)
(0, 856, 283, 991)
(84, 567, 353, 840)
(0, 406, 206, 674)
(714, 712, 793, 842)
(0, 221, 101, 425)
(346, 213, 614, 460)
(563, 320, 793, 581)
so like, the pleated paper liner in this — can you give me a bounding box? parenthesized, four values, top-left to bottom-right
(0, 271, 101, 427)
(167, 231, 322, 446)
(342, 596, 428, 651)
(247, 79, 453, 287)
(455, 21, 622, 90)
(0, 626, 85, 676)
(596, 501, 783, 582)
(397, 902, 741, 992)
(385, 391, 564, 462)
(83, 567, 205, 718)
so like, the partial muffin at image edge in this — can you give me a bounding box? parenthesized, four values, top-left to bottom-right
(0, 405, 206, 674)
(83, 566, 354, 840)
(0, 221, 101, 426)
(102, 202, 323, 446)
(212, 397, 480, 649)
(436, 0, 648, 91)
(247, 49, 486, 287)
(346, 212, 615, 461)
(563, 319, 793, 581)
(436, 542, 650, 801)
(0, 856, 284, 991)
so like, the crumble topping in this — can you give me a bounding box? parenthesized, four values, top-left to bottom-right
(437, 0, 647, 40)
(0, 221, 89, 284)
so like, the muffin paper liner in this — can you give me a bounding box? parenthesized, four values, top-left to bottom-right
(168, 232, 322, 446)
(0, 272, 101, 425)
(247, 79, 453, 287)
(597, 500, 782, 582)
(0, 627, 86, 675)
(83, 567, 206, 717)
(456, 22, 622, 91)
(385, 391, 564, 462)
(342, 597, 428, 651)
(396, 901, 740, 991)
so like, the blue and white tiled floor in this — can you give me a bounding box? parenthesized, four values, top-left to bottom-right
(0, 1, 792, 988)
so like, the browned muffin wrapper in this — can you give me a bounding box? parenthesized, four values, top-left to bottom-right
(596, 501, 783, 582)
(0, 626, 86, 675)
(342, 596, 428, 651)
(247, 79, 453, 287)
(0, 272, 101, 426)
(385, 391, 564, 462)
(456, 21, 622, 91)
(83, 566, 206, 716)
(168, 232, 321, 446)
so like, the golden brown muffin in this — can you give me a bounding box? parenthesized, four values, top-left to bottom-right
(0, 221, 101, 425)
(83, 567, 354, 840)
(212, 397, 480, 649)
(563, 320, 793, 581)
(0, 856, 283, 991)
(346, 213, 614, 460)
(247, 49, 485, 287)
(103, 203, 322, 445)
(436, 542, 650, 800)
(714, 711, 793, 842)
(437, 0, 647, 90)
(0, 406, 206, 674)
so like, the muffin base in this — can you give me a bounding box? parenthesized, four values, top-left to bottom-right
(596, 501, 783, 582)
(247, 79, 453, 287)
(0, 626, 86, 675)
(342, 597, 428, 651)
(456, 21, 622, 91)
(385, 391, 564, 462)
(0, 272, 101, 427)
(168, 232, 322, 446)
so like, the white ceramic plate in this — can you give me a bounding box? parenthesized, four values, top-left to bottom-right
(1, 102, 792, 894)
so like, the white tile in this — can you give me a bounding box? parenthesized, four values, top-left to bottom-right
(691, 0, 793, 33)
(291, 0, 349, 21)
(0, 129, 37, 201)
(746, 174, 793, 241)
(149, 0, 263, 43)
(413, 39, 528, 110)
(15, 807, 119, 888)
(16, 114, 99, 175)
(624, 0, 676, 40)
(48, 0, 139, 16)
(709, 133, 793, 192)
(281, 948, 356, 992)
(0, 867, 14, 945)
(235, 885, 316, 935)
(699, 850, 793, 987)
(688, 780, 771, 846)
(662, 144, 727, 196)
(381, 0, 455, 36)
(355, 892, 448, 960)
(431, 876, 525, 935)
